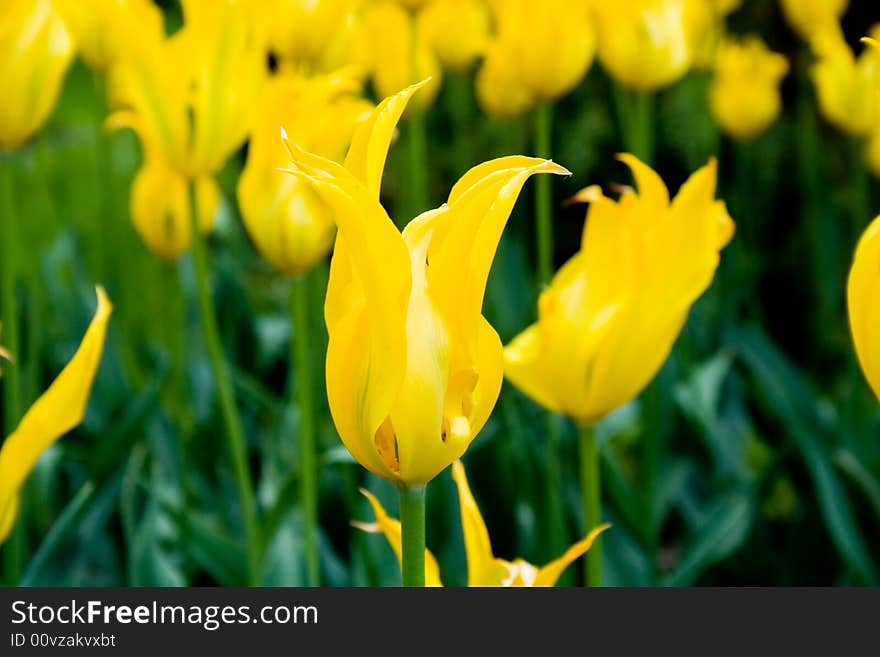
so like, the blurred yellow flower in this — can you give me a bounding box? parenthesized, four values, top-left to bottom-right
(710, 37, 789, 141)
(485, 0, 596, 102)
(107, 0, 265, 178)
(504, 155, 734, 425)
(55, 0, 163, 73)
(848, 215, 880, 402)
(265, 0, 360, 73)
(811, 28, 879, 137)
(0, 287, 111, 545)
(130, 157, 220, 261)
(355, 460, 609, 586)
(594, 0, 693, 92)
(419, 0, 490, 73)
(780, 0, 848, 40)
(0, 0, 74, 151)
(686, 0, 743, 69)
(354, 0, 442, 113)
(237, 72, 372, 276)
(475, 40, 536, 119)
(281, 81, 568, 485)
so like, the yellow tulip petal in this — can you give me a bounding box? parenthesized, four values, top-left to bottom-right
(451, 460, 495, 586)
(354, 489, 443, 587)
(344, 78, 430, 198)
(534, 524, 611, 587)
(0, 287, 112, 544)
(848, 215, 880, 401)
(0, 494, 19, 545)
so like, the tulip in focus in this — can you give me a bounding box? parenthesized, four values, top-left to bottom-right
(848, 216, 880, 403)
(504, 155, 734, 425)
(0, 0, 74, 151)
(780, 0, 848, 40)
(355, 461, 609, 586)
(0, 288, 112, 544)
(55, 0, 163, 73)
(281, 81, 569, 486)
(810, 27, 880, 137)
(594, 0, 694, 92)
(710, 37, 789, 141)
(238, 72, 373, 275)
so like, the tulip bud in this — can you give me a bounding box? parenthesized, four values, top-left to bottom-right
(0, 0, 74, 151)
(475, 40, 535, 119)
(504, 155, 734, 425)
(238, 73, 372, 276)
(267, 0, 359, 72)
(419, 0, 491, 73)
(130, 158, 220, 260)
(594, 0, 693, 92)
(710, 37, 788, 141)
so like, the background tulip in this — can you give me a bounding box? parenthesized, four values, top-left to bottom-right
(594, 0, 694, 93)
(238, 73, 372, 276)
(780, 0, 849, 40)
(55, 0, 163, 74)
(710, 37, 789, 141)
(0, 0, 74, 152)
(419, 0, 490, 73)
(848, 215, 880, 402)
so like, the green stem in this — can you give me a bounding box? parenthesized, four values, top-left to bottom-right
(1, 153, 21, 435)
(406, 110, 429, 223)
(186, 181, 260, 586)
(398, 484, 426, 587)
(544, 412, 569, 572)
(533, 102, 554, 285)
(613, 85, 655, 165)
(1, 152, 23, 586)
(579, 423, 601, 587)
(291, 273, 319, 586)
(448, 72, 474, 175)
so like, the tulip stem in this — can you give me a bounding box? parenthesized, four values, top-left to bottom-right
(1, 151, 24, 586)
(398, 484, 426, 587)
(579, 423, 602, 587)
(406, 111, 430, 222)
(534, 102, 554, 284)
(186, 182, 260, 586)
(613, 85, 655, 165)
(291, 272, 320, 587)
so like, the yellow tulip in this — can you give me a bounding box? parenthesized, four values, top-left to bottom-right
(780, 0, 848, 40)
(280, 81, 569, 485)
(848, 216, 880, 402)
(475, 40, 536, 119)
(811, 27, 879, 137)
(0, 0, 74, 151)
(593, 0, 694, 92)
(0, 287, 112, 545)
(504, 155, 734, 425)
(130, 157, 220, 261)
(686, 0, 743, 69)
(107, 0, 265, 179)
(237, 72, 373, 275)
(55, 0, 163, 73)
(485, 0, 596, 102)
(355, 1, 442, 113)
(266, 0, 360, 73)
(709, 37, 789, 141)
(355, 461, 609, 586)
(419, 0, 491, 73)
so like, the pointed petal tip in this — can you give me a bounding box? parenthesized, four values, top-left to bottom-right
(94, 285, 113, 317)
(564, 185, 604, 206)
(350, 520, 380, 534)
